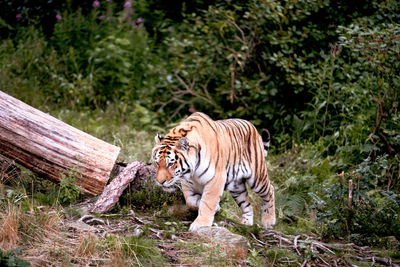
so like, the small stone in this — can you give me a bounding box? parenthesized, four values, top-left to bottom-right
(133, 227, 143, 236)
(195, 226, 250, 251)
(66, 221, 97, 232)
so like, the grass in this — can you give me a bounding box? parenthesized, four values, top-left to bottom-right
(174, 237, 247, 266)
(263, 248, 300, 266)
(0, 205, 19, 250)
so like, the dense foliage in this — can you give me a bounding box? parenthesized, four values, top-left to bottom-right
(0, 0, 399, 247)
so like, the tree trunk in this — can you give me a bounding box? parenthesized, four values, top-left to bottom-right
(90, 161, 155, 213)
(0, 91, 120, 195)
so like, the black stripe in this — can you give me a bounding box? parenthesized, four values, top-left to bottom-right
(247, 129, 252, 161)
(196, 113, 218, 134)
(260, 183, 272, 197)
(215, 139, 220, 170)
(198, 161, 210, 178)
(195, 145, 201, 169)
(232, 188, 246, 196)
(262, 129, 270, 142)
(185, 118, 201, 123)
(253, 134, 259, 182)
(237, 200, 245, 207)
(258, 181, 269, 195)
(165, 136, 180, 141)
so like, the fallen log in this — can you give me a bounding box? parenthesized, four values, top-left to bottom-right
(90, 161, 155, 213)
(0, 91, 120, 195)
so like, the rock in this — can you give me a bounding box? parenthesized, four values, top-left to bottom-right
(195, 226, 250, 251)
(65, 221, 97, 232)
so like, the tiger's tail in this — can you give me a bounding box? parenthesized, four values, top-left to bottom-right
(261, 129, 270, 158)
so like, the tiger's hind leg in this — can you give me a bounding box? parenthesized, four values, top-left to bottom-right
(230, 183, 254, 226)
(252, 177, 276, 229)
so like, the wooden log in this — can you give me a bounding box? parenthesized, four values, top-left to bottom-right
(90, 161, 155, 213)
(0, 91, 120, 195)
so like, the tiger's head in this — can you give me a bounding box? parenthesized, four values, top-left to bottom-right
(152, 134, 191, 193)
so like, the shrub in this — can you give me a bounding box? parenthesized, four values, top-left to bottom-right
(150, 0, 394, 133)
(58, 168, 83, 206)
(313, 155, 400, 244)
(0, 249, 31, 267)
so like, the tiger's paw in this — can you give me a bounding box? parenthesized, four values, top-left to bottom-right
(189, 218, 212, 232)
(241, 216, 253, 226)
(262, 215, 276, 229)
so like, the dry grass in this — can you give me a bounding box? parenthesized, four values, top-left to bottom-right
(0, 198, 64, 262)
(175, 237, 248, 266)
(109, 238, 129, 266)
(0, 206, 20, 250)
(76, 234, 98, 257)
(0, 156, 20, 185)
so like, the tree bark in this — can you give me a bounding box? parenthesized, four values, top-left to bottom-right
(0, 91, 120, 195)
(90, 161, 155, 213)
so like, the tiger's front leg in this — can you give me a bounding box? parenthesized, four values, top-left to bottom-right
(181, 182, 201, 211)
(188, 172, 226, 232)
(182, 182, 221, 212)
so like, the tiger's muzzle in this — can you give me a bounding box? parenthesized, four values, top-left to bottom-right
(155, 168, 177, 193)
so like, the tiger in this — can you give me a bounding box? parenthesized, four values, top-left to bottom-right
(151, 112, 275, 232)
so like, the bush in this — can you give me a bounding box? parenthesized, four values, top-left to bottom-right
(52, 4, 166, 110)
(0, 249, 31, 267)
(149, 0, 396, 132)
(58, 169, 83, 206)
(313, 155, 400, 244)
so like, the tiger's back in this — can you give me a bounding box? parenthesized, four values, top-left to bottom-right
(152, 112, 275, 231)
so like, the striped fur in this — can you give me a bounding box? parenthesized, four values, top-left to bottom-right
(152, 112, 275, 232)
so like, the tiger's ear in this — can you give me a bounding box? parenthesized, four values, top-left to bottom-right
(155, 134, 164, 145)
(178, 137, 189, 150)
